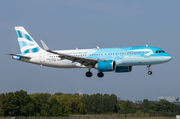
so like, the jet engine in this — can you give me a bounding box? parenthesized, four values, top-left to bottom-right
(95, 60, 116, 72)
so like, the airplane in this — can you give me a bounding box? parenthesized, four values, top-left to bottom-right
(8, 26, 172, 78)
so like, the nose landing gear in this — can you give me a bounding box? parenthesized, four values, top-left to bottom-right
(147, 65, 152, 75)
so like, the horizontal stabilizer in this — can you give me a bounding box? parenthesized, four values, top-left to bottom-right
(7, 54, 31, 59)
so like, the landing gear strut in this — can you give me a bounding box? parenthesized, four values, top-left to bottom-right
(147, 65, 152, 75)
(97, 72, 104, 78)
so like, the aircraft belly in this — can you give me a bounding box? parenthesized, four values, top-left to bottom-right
(118, 57, 162, 66)
(44, 59, 78, 68)
(120, 57, 142, 66)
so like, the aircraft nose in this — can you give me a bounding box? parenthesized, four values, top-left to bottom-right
(165, 54, 172, 61)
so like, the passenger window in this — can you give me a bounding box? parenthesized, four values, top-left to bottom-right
(156, 51, 158, 53)
(159, 51, 161, 53)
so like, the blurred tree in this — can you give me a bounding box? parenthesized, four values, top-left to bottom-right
(50, 98, 64, 116)
(2, 90, 180, 116)
(140, 99, 156, 113)
(172, 104, 180, 113)
(82, 93, 117, 114)
(54, 92, 63, 95)
(30, 93, 51, 116)
(51, 93, 87, 115)
(0, 94, 4, 116)
(155, 99, 173, 113)
(117, 100, 137, 114)
(14, 90, 35, 116)
(1, 92, 19, 116)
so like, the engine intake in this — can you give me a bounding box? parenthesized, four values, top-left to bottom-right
(115, 66, 132, 73)
(95, 60, 116, 72)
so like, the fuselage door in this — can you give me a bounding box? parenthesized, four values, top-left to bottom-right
(40, 52, 45, 63)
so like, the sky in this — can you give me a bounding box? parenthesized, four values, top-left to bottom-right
(0, 0, 180, 101)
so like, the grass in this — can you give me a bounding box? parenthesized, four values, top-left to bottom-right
(118, 117, 175, 119)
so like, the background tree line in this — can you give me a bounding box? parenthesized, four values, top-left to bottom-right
(0, 90, 180, 116)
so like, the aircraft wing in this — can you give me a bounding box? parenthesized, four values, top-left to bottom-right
(40, 40, 104, 67)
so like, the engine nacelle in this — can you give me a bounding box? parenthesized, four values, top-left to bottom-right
(95, 60, 116, 72)
(115, 66, 132, 73)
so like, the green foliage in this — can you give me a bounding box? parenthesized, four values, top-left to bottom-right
(51, 93, 87, 115)
(82, 93, 117, 114)
(50, 98, 63, 116)
(0, 90, 36, 116)
(155, 99, 173, 113)
(1, 90, 180, 116)
(14, 90, 35, 116)
(30, 92, 51, 116)
(117, 100, 137, 114)
(140, 99, 156, 113)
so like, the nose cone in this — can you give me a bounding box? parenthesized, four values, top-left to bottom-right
(164, 54, 172, 62)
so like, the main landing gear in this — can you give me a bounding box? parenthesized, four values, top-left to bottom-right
(86, 71, 92, 77)
(97, 72, 104, 78)
(147, 65, 152, 75)
(85, 69, 104, 78)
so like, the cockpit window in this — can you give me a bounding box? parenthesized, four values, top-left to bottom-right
(156, 50, 165, 53)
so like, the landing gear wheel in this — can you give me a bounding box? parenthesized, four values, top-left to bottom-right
(148, 71, 152, 75)
(86, 71, 92, 77)
(97, 72, 104, 78)
(147, 65, 152, 75)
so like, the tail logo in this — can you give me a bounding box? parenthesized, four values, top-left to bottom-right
(15, 27, 41, 54)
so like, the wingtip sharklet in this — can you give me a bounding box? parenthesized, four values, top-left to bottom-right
(40, 40, 50, 51)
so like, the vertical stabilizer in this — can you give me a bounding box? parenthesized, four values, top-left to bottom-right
(15, 26, 42, 54)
